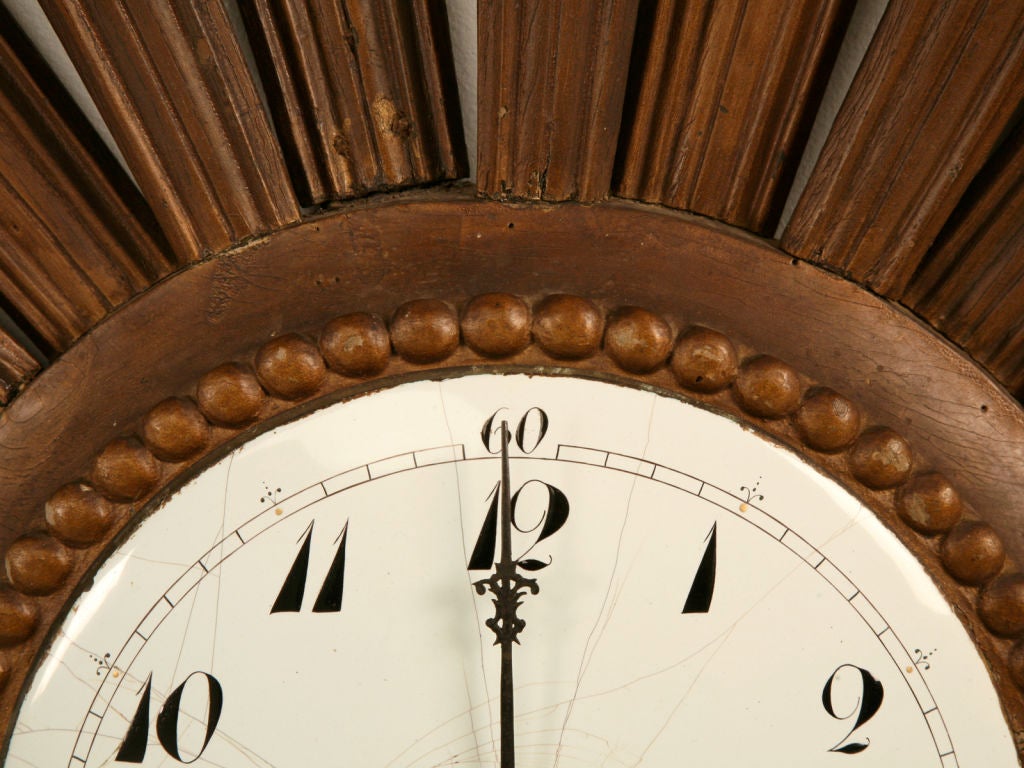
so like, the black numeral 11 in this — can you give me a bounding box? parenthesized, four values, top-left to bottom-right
(271, 521, 348, 614)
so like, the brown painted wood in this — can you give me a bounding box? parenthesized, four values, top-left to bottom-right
(3, 191, 1023, 571)
(39, 0, 300, 263)
(615, 0, 852, 235)
(0, 6, 172, 353)
(0, 329, 39, 406)
(782, 0, 1024, 296)
(905, 118, 1024, 397)
(239, 0, 466, 206)
(477, 0, 640, 201)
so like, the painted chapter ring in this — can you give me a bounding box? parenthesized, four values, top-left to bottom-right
(60, 391, 966, 765)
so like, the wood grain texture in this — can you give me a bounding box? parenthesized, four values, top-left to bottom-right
(0, 6, 172, 352)
(905, 118, 1024, 396)
(39, 0, 300, 263)
(239, 0, 467, 206)
(0, 329, 39, 406)
(615, 0, 852, 235)
(782, 0, 1024, 295)
(477, 0, 640, 201)
(2, 190, 1023, 570)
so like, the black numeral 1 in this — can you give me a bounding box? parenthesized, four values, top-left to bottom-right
(116, 671, 223, 764)
(682, 522, 717, 614)
(271, 521, 348, 614)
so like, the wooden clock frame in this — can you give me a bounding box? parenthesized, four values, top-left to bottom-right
(2, 196, 1024, 758)
(1, 0, 1024, 762)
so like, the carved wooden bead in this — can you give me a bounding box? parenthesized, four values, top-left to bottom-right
(670, 327, 737, 393)
(604, 307, 672, 373)
(45, 483, 116, 547)
(197, 363, 265, 427)
(256, 334, 326, 400)
(5, 533, 72, 596)
(793, 388, 861, 452)
(895, 473, 962, 534)
(320, 313, 391, 376)
(0, 588, 37, 646)
(941, 521, 1005, 585)
(390, 299, 460, 363)
(733, 356, 802, 418)
(533, 294, 603, 359)
(847, 428, 913, 490)
(92, 437, 161, 502)
(979, 574, 1024, 637)
(142, 397, 209, 462)
(462, 293, 531, 358)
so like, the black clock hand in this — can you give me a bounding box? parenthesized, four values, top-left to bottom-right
(474, 420, 539, 768)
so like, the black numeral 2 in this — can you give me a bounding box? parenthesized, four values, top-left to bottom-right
(271, 521, 347, 613)
(823, 664, 884, 754)
(116, 671, 223, 763)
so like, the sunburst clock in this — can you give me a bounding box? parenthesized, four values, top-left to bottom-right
(1, 2, 1024, 767)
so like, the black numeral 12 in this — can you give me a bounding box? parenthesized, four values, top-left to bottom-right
(116, 671, 223, 764)
(468, 480, 569, 571)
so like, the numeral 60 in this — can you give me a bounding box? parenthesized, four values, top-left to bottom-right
(481, 407, 549, 454)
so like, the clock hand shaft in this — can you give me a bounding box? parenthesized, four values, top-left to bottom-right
(501, 640, 514, 768)
(473, 420, 539, 768)
(499, 420, 513, 566)
(499, 421, 514, 768)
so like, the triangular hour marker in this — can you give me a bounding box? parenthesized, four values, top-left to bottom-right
(683, 522, 717, 614)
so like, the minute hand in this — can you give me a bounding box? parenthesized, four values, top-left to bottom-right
(474, 421, 539, 768)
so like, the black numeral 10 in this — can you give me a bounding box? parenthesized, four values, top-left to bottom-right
(116, 671, 223, 764)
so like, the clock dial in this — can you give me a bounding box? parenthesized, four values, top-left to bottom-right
(4, 374, 1016, 767)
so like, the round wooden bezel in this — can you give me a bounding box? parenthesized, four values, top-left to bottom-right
(2, 190, 1024, 758)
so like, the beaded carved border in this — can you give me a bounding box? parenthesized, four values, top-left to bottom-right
(1, 292, 1023, 745)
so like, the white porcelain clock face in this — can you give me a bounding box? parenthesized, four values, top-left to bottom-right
(4, 374, 1017, 767)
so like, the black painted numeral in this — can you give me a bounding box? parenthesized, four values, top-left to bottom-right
(481, 408, 549, 454)
(682, 522, 717, 614)
(468, 484, 501, 571)
(822, 664, 884, 754)
(114, 675, 152, 762)
(271, 521, 347, 614)
(116, 671, 223, 764)
(468, 480, 569, 571)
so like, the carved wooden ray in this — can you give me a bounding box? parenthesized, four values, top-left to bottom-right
(0, 328, 39, 406)
(0, 2, 1022, 407)
(906, 119, 1024, 397)
(615, 0, 852, 235)
(0, 5, 171, 353)
(477, 0, 640, 201)
(782, 0, 1024, 296)
(38, 0, 300, 264)
(239, 0, 467, 206)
